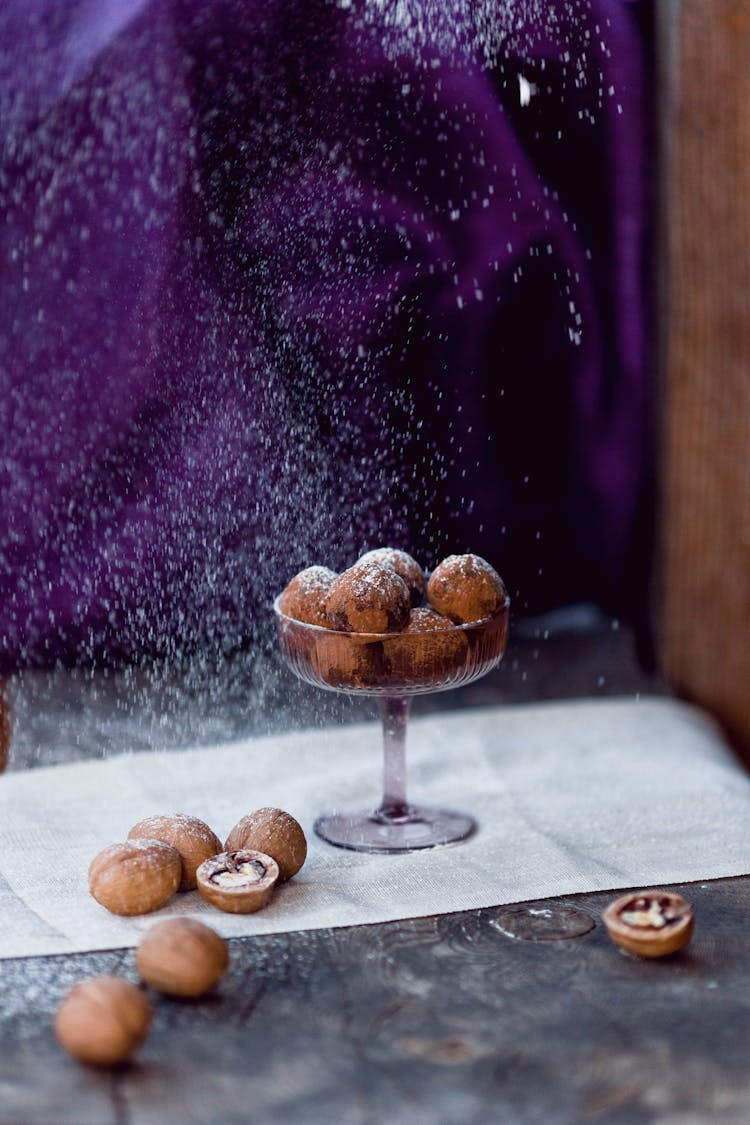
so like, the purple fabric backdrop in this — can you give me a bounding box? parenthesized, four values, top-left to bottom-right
(0, 0, 651, 666)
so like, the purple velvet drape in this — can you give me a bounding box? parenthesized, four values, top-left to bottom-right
(0, 0, 651, 665)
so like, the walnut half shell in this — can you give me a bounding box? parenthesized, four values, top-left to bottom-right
(196, 850, 279, 914)
(602, 890, 694, 958)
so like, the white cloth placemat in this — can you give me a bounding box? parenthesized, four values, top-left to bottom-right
(0, 697, 748, 959)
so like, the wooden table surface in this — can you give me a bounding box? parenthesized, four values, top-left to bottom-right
(2, 617, 746, 1124)
(2, 878, 748, 1125)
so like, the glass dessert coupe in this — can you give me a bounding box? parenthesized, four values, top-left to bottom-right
(273, 593, 509, 852)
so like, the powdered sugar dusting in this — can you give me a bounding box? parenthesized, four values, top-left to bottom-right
(290, 567, 338, 595)
(90, 838, 180, 874)
(357, 548, 425, 603)
(347, 560, 408, 601)
(130, 813, 220, 846)
(404, 606, 455, 633)
(438, 553, 502, 584)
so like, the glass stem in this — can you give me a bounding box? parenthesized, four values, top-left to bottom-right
(377, 696, 412, 821)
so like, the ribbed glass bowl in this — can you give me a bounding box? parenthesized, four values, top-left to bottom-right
(273, 596, 509, 697)
(273, 592, 509, 852)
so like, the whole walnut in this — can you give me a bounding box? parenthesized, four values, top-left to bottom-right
(225, 807, 307, 882)
(54, 977, 152, 1067)
(88, 839, 182, 916)
(128, 813, 222, 892)
(136, 918, 229, 997)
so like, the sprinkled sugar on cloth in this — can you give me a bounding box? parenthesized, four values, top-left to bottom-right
(0, 697, 748, 960)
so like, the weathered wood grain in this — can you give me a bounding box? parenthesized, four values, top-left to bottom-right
(2, 879, 750, 1124)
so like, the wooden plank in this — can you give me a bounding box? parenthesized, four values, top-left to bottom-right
(2, 880, 750, 1123)
(657, 0, 750, 761)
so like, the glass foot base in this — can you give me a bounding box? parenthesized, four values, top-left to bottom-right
(314, 806, 476, 853)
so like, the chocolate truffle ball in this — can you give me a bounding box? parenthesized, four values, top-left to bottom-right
(314, 633, 388, 689)
(356, 548, 425, 606)
(386, 606, 469, 682)
(427, 554, 507, 624)
(404, 606, 460, 634)
(279, 566, 338, 627)
(325, 560, 411, 634)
